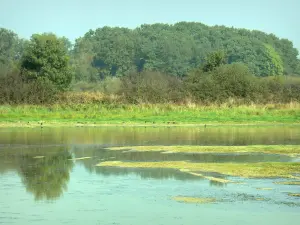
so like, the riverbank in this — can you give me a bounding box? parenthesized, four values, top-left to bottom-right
(1, 103, 300, 127)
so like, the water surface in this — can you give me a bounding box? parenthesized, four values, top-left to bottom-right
(0, 126, 300, 225)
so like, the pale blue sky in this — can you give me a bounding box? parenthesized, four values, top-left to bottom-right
(0, 0, 299, 52)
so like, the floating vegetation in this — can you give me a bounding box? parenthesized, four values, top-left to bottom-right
(274, 181, 300, 185)
(161, 151, 175, 154)
(96, 161, 300, 178)
(229, 193, 268, 202)
(33, 156, 45, 159)
(106, 145, 300, 156)
(172, 196, 216, 204)
(274, 201, 300, 207)
(184, 171, 233, 183)
(288, 175, 300, 180)
(288, 193, 300, 197)
(68, 157, 92, 161)
(256, 187, 274, 190)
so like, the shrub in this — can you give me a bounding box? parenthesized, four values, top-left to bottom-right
(0, 71, 58, 104)
(119, 71, 185, 103)
(185, 63, 258, 103)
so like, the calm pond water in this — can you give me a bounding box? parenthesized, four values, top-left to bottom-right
(0, 126, 300, 225)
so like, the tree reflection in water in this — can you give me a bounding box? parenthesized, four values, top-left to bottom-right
(19, 150, 74, 201)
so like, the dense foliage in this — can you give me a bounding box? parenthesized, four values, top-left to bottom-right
(0, 28, 26, 76)
(72, 22, 300, 81)
(21, 33, 72, 90)
(0, 22, 300, 105)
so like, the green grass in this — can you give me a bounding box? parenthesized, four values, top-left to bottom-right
(96, 161, 300, 178)
(106, 145, 300, 156)
(0, 103, 300, 126)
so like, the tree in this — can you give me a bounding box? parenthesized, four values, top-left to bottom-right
(71, 22, 300, 79)
(203, 50, 227, 72)
(0, 28, 24, 76)
(21, 33, 73, 90)
(260, 44, 284, 76)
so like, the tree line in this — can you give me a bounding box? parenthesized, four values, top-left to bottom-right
(72, 22, 300, 80)
(0, 22, 300, 104)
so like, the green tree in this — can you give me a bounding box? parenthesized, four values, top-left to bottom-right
(93, 27, 137, 77)
(260, 44, 284, 76)
(203, 50, 227, 72)
(71, 34, 99, 82)
(21, 33, 73, 90)
(71, 22, 300, 79)
(0, 28, 25, 76)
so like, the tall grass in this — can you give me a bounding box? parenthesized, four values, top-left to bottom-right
(1, 101, 300, 124)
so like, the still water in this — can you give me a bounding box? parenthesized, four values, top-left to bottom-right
(0, 126, 300, 225)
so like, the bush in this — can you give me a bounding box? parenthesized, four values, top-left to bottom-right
(184, 68, 215, 103)
(261, 76, 300, 103)
(119, 71, 185, 103)
(210, 63, 258, 101)
(0, 71, 58, 104)
(71, 77, 122, 94)
(185, 63, 258, 103)
(57, 91, 119, 105)
(284, 76, 300, 101)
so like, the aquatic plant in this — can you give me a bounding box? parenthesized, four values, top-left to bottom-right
(97, 161, 300, 178)
(288, 193, 300, 197)
(106, 145, 300, 156)
(274, 181, 300, 185)
(172, 196, 216, 204)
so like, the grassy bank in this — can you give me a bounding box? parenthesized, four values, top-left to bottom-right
(1, 103, 300, 127)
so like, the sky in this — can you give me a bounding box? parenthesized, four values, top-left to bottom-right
(0, 0, 299, 52)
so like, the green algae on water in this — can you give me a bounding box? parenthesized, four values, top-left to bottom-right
(68, 157, 92, 161)
(288, 193, 300, 197)
(172, 196, 216, 204)
(274, 181, 300, 185)
(256, 187, 274, 190)
(106, 145, 300, 156)
(96, 161, 300, 178)
(183, 171, 234, 183)
(33, 156, 45, 159)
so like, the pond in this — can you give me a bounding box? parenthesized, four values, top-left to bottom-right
(0, 126, 300, 225)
